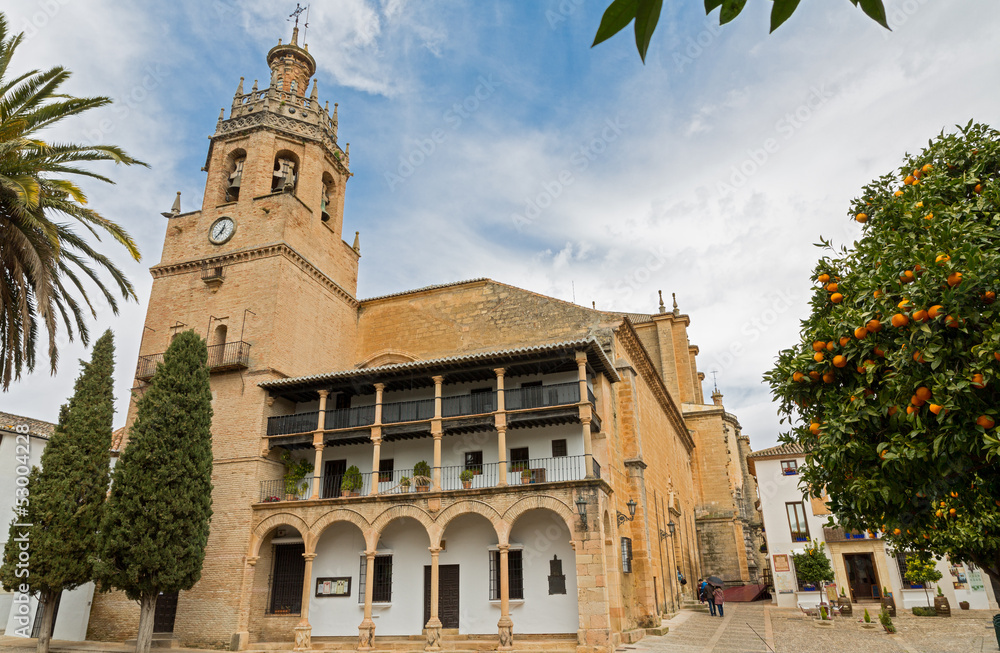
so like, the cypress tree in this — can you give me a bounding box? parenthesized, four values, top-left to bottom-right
(95, 331, 213, 653)
(0, 330, 116, 653)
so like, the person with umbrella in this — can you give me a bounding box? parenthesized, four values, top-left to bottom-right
(705, 576, 724, 617)
(713, 584, 726, 618)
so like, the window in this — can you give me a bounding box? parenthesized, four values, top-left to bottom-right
(786, 502, 810, 542)
(489, 549, 524, 600)
(464, 451, 483, 474)
(290, 80, 298, 93)
(551, 439, 567, 458)
(510, 447, 529, 471)
(378, 459, 394, 483)
(268, 543, 305, 614)
(781, 460, 798, 475)
(358, 555, 392, 604)
(896, 552, 924, 588)
(621, 537, 633, 573)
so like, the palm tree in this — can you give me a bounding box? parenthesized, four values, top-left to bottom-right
(0, 11, 145, 389)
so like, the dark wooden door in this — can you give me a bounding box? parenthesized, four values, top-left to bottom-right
(845, 553, 879, 601)
(153, 591, 178, 633)
(323, 459, 347, 498)
(424, 565, 460, 629)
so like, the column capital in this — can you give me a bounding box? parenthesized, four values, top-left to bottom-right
(302, 552, 317, 561)
(497, 544, 510, 552)
(575, 350, 588, 364)
(581, 417, 591, 425)
(312, 435, 325, 448)
(365, 549, 378, 559)
(431, 375, 444, 384)
(246, 555, 259, 567)
(493, 367, 505, 377)
(428, 546, 442, 555)
(373, 383, 385, 392)
(318, 389, 330, 399)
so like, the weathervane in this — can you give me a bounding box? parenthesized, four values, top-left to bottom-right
(289, 3, 310, 40)
(710, 370, 719, 392)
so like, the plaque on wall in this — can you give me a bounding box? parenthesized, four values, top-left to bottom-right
(773, 554, 790, 573)
(315, 577, 351, 597)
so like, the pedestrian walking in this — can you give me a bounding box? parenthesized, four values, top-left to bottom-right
(713, 586, 725, 618)
(697, 578, 705, 603)
(705, 582, 717, 616)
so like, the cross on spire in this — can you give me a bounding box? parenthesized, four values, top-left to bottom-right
(288, 3, 308, 30)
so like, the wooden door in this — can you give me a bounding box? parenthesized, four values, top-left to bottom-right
(845, 553, 879, 601)
(153, 591, 178, 633)
(424, 564, 460, 629)
(323, 459, 347, 498)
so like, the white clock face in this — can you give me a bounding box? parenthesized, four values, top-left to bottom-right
(209, 217, 236, 244)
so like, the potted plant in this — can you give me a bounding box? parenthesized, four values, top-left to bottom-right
(521, 468, 532, 485)
(812, 605, 834, 627)
(791, 539, 834, 618)
(281, 450, 313, 500)
(460, 469, 474, 489)
(399, 475, 411, 492)
(837, 587, 852, 616)
(340, 465, 363, 497)
(413, 461, 431, 491)
(959, 600, 970, 610)
(878, 607, 896, 633)
(861, 608, 876, 629)
(905, 552, 943, 614)
(880, 586, 896, 617)
(933, 585, 951, 616)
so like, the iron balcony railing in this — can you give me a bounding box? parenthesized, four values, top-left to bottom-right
(257, 456, 592, 503)
(136, 340, 250, 380)
(266, 382, 591, 437)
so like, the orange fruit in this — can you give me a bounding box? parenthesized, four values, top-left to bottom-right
(894, 190, 904, 197)
(949, 508, 957, 516)
(974, 183, 983, 194)
(792, 371, 805, 382)
(995, 352, 1000, 362)
(977, 415, 995, 429)
(923, 213, 934, 221)
(912, 310, 929, 323)
(809, 371, 821, 381)
(888, 406, 898, 416)
(913, 351, 926, 363)
(831, 293, 843, 304)
(891, 313, 909, 328)
(826, 282, 839, 292)
(822, 372, 835, 383)
(945, 315, 962, 328)
(950, 491, 958, 498)
(972, 374, 986, 389)
(922, 164, 933, 173)
(916, 387, 932, 401)
(825, 341, 835, 352)
(904, 175, 915, 185)
(928, 305, 943, 319)
(935, 509, 943, 518)
(929, 404, 942, 415)
(893, 528, 901, 535)
(856, 213, 868, 223)
(983, 291, 996, 304)
(906, 405, 917, 414)
(935, 254, 950, 265)
(813, 352, 825, 363)
(812, 341, 826, 352)
(817, 273, 830, 283)
(873, 289, 883, 298)
(947, 271, 963, 287)
(875, 347, 885, 357)
(839, 336, 851, 347)
(897, 299, 911, 309)
(809, 422, 821, 435)
(866, 319, 882, 332)
(833, 355, 847, 368)
(900, 271, 915, 284)
(854, 326, 868, 340)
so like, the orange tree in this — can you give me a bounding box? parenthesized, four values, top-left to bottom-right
(764, 121, 1000, 586)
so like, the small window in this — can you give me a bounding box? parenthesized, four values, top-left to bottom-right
(510, 447, 529, 471)
(489, 549, 524, 601)
(548, 556, 566, 594)
(290, 80, 298, 93)
(621, 537, 633, 573)
(781, 460, 798, 475)
(358, 555, 392, 604)
(464, 451, 483, 474)
(786, 502, 810, 542)
(551, 439, 567, 458)
(378, 459, 394, 483)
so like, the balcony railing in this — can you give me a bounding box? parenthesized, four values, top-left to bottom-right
(266, 382, 590, 437)
(257, 456, 592, 503)
(136, 340, 250, 380)
(505, 382, 579, 410)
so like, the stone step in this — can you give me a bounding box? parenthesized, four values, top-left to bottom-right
(124, 637, 179, 649)
(644, 626, 669, 637)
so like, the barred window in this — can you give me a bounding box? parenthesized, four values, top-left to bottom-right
(489, 549, 524, 600)
(551, 439, 568, 458)
(358, 555, 392, 604)
(268, 543, 305, 614)
(621, 537, 633, 574)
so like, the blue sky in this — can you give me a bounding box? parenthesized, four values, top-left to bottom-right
(3, 0, 1000, 450)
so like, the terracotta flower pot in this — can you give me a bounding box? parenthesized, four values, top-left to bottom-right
(462, 481, 472, 489)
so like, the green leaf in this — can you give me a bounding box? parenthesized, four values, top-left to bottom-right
(770, 0, 801, 32)
(720, 0, 748, 24)
(633, 0, 663, 63)
(858, 0, 890, 29)
(592, 0, 639, 47)
(705, 0, 724, 12)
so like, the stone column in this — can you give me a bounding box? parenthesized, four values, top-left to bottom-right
(358, 550, 377, 650)
(576, 352, 595, 478)
(424, 547, 443, 650)
(233, 556, 258, 650)
(432, 376, 444, 491)
(311, 391, 329, 498)
(370, 434, 382, 496)
(293, 552, 316, 651)
(494, 368, 507, 486)
(497, 544, 513, 650)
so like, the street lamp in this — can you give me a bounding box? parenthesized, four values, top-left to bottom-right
(659, 520, 676, 541)
(617, 499, 638, 526)
(575, 496, 588, 525)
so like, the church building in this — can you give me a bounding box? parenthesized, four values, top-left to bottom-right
(86, 24, 762, 653)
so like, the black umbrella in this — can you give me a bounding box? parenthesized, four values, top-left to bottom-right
(707, 576, 724, 587)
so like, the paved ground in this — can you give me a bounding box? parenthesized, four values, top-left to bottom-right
(625, 603, 1000, 653)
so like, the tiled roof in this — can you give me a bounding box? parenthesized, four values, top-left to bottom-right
(259, 337, 619, 389)
(747, 442, 805, 459)
(0, 411, 55, 439)
(359, 278, 490, 303)
(111, 427, 127, 452)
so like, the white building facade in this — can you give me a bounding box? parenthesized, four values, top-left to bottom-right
(748, 442, 998, 612)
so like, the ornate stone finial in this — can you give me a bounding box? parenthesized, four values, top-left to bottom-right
(235, 76, 244, 96)
(672, 292, 680, 316)
(251, 79, 258, 92)
(218, 108, 225, 122)
(278, 38, 282, 46)
(333, 102, 339, 123)
(592, 301, 596, 309)
(658, 290, 666, 314)
(324, 100, 329, 113)
(310, 79, 318, 101)
(291, 26, 299, 46)
(352, 231, 361, 254)
(160, 192, 181, 219)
